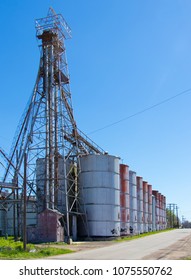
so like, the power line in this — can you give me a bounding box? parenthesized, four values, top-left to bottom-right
(88, 88, 191, 135)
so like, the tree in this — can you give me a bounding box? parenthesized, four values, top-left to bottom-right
(166, 208, 180, 228)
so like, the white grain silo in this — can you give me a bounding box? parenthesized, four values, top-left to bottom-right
(136, 176, 144, 234)
(152, 194, 156, 231)
(79, 154, 121, 237)
(129, 170, 137, 234)
(152, 190, 160, 230)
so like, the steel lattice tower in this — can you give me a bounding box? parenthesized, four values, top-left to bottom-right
(0, 8, 104, 241)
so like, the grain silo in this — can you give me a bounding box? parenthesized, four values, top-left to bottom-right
(136, 176, 144, 233)
(152, 194, 156, 231)
(152, 190, 160, 230)
(120, 164, 130, 236)
(163, 195, 167, 229)
(79, 154, 121, 237)
(129, 170, 137, 234)
(148, 184, 153, 231)
(143, 181, 149, 232)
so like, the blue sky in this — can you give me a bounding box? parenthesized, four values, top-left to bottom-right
(0, 0, 191, 221)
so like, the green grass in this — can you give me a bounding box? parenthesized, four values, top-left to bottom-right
(115, 228, 175, 242)
(0, 237, 73, 259)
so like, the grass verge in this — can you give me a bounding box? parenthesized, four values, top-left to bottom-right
(115, 228, 175, 242)
(0, 237, 73, 259)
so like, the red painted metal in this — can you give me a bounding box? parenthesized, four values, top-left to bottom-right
(120, 164, 129, 221)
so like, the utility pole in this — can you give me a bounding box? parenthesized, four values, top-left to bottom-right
(176, 205, 179, 228)
(167, 203, 179, 228)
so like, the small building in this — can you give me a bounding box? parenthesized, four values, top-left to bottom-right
(27, 208, 64, 243)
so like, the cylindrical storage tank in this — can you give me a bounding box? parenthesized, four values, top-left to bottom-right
(161, 194, 164, 230)
(79, 154, 121, 237)
(152, 190, 159, 230)
(129, 171, 137, 235)
(163, 196, 167, 229)
(120, 164, 130, 236)
(158, 193, 162, 230)
(136, 176, 144, 234)
(143, 181, 149, 232)
(148, 184, 152, 231)
(0, 197, 3, 235)
(161, 195, 166, 230)
(152, 195, 156, 231)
